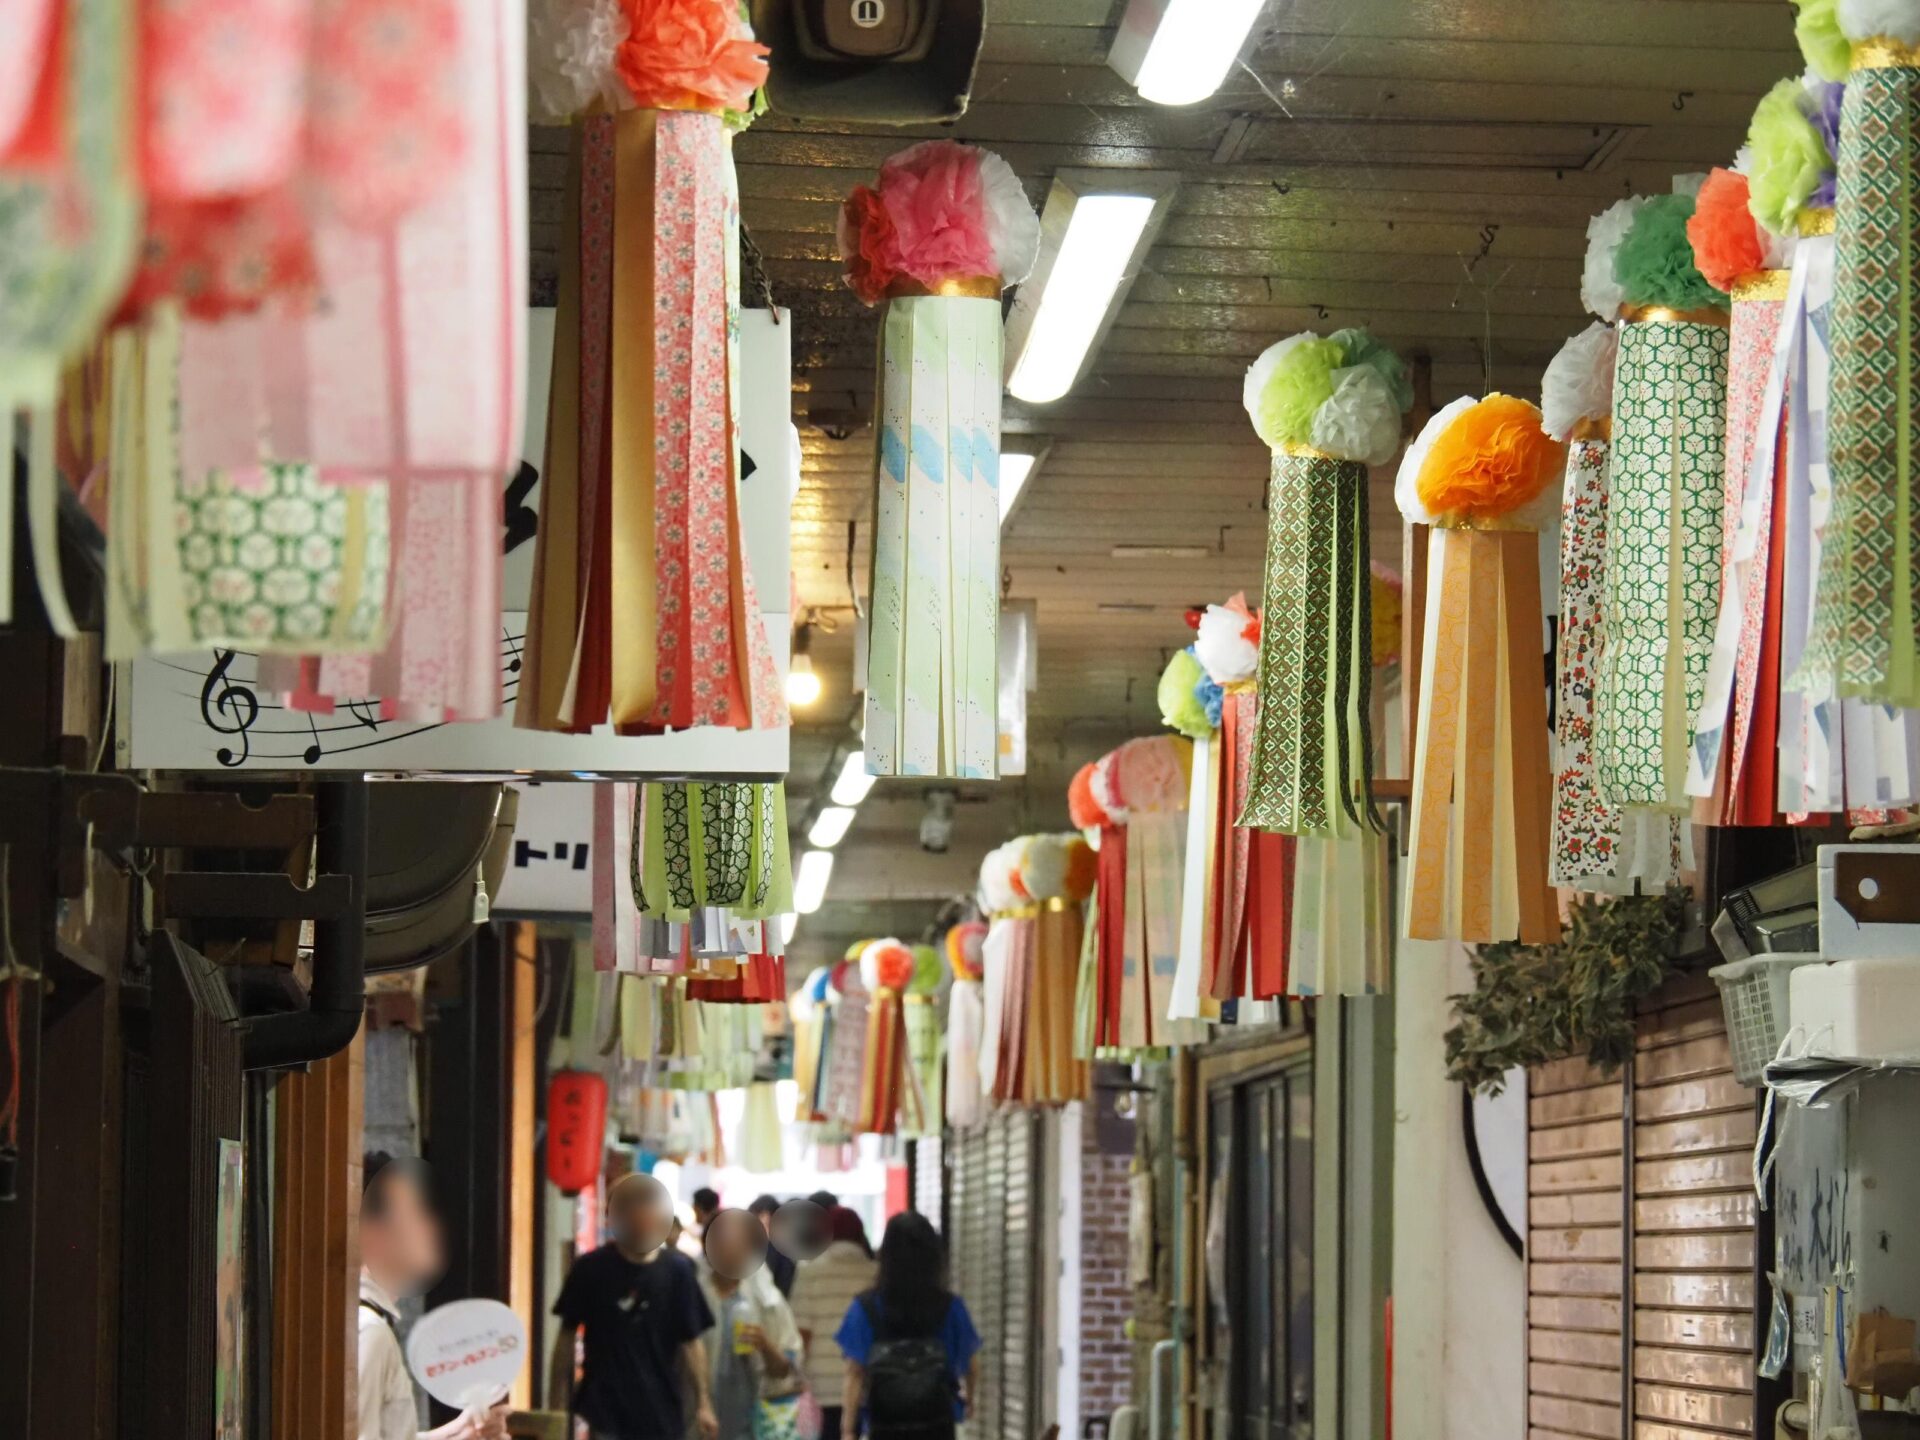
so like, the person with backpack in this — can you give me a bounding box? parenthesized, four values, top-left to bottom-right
(833, 1213, 980, 1440)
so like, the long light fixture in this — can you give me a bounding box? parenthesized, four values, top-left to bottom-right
(1109, 0, 1268, 107)
(829, 750, 876, 806)
(999, 453, 1036, 521)
(779, 912, 799, 946)
(1004, 173, 1177, 406)
(794, 849, 834, 914)
(785, 620, 822, 707)
(807, 805, 856, 848)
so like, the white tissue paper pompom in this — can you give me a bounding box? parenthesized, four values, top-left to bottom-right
(1241, 332, 1317, 426)
(528, 0, 630, 124)
(978, 843, 1021, 914)
(978, 148, 1040, 287)
(1539, 323, 1620, 441)
(1842, 0, 1920, 44)
(1195, 605, 1258, 685)
(1393, 395, 1479, 525)
(1018, 834, 1069, 902)
(1089, 754, 1129, 826)
(1581, 198, 1645, 321)
(1310, 366, 1404, 467)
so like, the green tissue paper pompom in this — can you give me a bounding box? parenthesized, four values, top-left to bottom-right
(1792, 0, 1850, 82)
(1747, 79, 1828, 235)
(1158, 649, 1213, 739)
(1249, 336, 1344, 448)
(1329, 328, 1414, 413)
(1613, 194, 1727, 311)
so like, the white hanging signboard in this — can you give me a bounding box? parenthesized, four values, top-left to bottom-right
(124, 310, 794, 776)
(405, 1299, 527, 1412)
(492, 780, 594, 916)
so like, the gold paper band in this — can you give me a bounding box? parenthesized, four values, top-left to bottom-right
(1044, 896, 1073, 913)
(992, 904, 1041, 920)
(1799, 206, 1837, 237)
(1624, 304, 1732, 328)
(1276, 440, 1339, 460)
(1732, 269, 1792, 303)
(904, 994, 934, 1006)
(886, 275, 1003, 300)
(1569, 416, 1613, 443)
(1853, 36, 1920, 70)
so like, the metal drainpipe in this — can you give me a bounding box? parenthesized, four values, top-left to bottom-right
(242, 779, 368, 1070)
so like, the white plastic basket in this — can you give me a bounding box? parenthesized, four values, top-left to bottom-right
(1710, 955, 1819, 1086)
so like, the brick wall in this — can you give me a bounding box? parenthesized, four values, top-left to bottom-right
(1079, 1136, 1136, 1424)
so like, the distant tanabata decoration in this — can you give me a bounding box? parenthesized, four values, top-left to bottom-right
(517, 0, 785, 736)
(1399, 394, 1566, 945)
(837, 140, 1039, 779)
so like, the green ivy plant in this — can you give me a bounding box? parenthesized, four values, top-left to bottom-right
(1444, 887, 1688, 1096)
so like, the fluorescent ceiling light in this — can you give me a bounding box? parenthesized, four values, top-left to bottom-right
(1109, 0, 1268, 107)
(829, 750, 876, 806)
(999, 452, 1036, 522)
(794, 850, 834, 914)
(1112, 544, 1210, 559)
(779, 912, 799, 946)
(1006, 193, 1158, 405)
(808, 805, 857, 848)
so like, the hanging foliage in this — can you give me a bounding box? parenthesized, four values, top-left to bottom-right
(1443, 888, 1687, 1095)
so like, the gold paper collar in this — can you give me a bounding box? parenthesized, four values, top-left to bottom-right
(1799, 206, 1837, 237)
(1732, 269, 1792, 303)
(887, 274, 1002, 300)
(1623, 303, 1732, 328)
(1568, 417, 1612, 443)
(1276, 440, 1339, 460)
(1853, 36, 1920, 70)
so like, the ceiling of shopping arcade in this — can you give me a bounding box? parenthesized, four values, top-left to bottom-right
(534, 0, 1799, 967)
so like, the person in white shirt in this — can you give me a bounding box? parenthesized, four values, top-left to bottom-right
(786, 1209, 877, 1440)
(357, 1154, 508, 1440)
(695, 1209, 803, 1440)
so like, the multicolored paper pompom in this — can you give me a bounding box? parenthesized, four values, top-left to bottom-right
(1195, 598, 1260, 685)
(1067, 761, 1110, 832)
(1686, 169, 1770, 293)
(1539, 323, 1620, 443)
(860, 938, 917, 994)
(1581, 198, 1647, 321)
(1615, 194, 1728, 312)
(945, 921, 987, 981)
(1793, 0, 1850, 79)
(1243, 330, 1411, 464)
(1158, 648, 1214, 739)
(1748, 75, 1843, 234)
(1397, 395, 1566, 531)
(528, 0, 769, 122)
(836, 141, 1039, 305)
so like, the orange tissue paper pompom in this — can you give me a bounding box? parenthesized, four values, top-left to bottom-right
(861, 939, 916, 994)
(1686, 168, 1767, 294)
(1067, 761, 1109, 831)
(945, 921, 987, 981)
(1415, 394, 1566, 526)
(615, 0, 769, 113)
(1061, 838, 1097, 902)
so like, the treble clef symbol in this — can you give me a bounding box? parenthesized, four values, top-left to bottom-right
(199, 649, 259, 767)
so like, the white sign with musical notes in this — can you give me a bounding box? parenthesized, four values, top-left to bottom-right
(121, 310, 793, 777)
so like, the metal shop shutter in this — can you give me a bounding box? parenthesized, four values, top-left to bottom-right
(943, 1110, 1041, 1440)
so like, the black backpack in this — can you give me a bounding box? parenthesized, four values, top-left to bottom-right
(859, 1293, 956, 1437)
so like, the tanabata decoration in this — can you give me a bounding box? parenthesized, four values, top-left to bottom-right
(592, 782, 791, 994)
(1238, 329, 1411, 837)
(3, 0, 139, 635)
(838, 141, 1040, 779)
(901, 944, 945, 1138)
(517, 0, 785, 736)
(1795, 0, 1920, 717)
(1697, 71, 1920, 821)
(1399, 395, 1566, 944)
(1543, 324, 1692, 892)
(857, 939, 914, 1134)
(975, 840, 1025, 1103)
(1009, 834, 1093, 1106)
(1370, 563, 1403, 670)
(790, 966, 833, 1121)
(1591, 193, 1732, 811)
(817, 955, 870, 1131)
(943, 920, 987, 1129)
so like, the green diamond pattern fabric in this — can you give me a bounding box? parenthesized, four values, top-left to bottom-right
(1239, 452, 1376, 836)
(633, 781, 786, 920)
(1801, 65, 1920, 704)
(1597, 317, 1729, 808)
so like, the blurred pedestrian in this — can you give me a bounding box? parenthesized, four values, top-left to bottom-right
(836, 1213, 980, 1440)
(789, 1208, 878, 1440)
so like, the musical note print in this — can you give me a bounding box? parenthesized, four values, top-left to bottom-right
(199, 650, 261, 768)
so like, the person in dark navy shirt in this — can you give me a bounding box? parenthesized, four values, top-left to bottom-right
(551, 1174, 718, 1440)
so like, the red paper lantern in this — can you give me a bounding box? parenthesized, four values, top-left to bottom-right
(546, 1071, 608, 1194)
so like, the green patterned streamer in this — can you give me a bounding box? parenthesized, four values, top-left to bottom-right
(1239, 452, 1375, 836)
(1596, 317, 1729, 807)
(1800, 65, 1920, 705)
(634, 782, 786, 919)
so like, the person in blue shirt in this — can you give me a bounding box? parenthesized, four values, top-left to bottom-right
(833, 1212, 980, 1440)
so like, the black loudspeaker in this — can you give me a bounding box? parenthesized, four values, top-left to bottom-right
(752, 0, 985, 124)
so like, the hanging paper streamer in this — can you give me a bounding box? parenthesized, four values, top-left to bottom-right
(1237, 329, 1411, 836)
(943, 921, 986, 1129)
(517, 1, 782, 735)
(1399, 395, 1566, 945)
(1593, 194, 1731, 809)
(790, 967, 833, 1122)
(838, 141, 1040, 778)
(1543, 325, 1692, 890)
(1800, 7, 1920, 709)
(857, 940, 913, 1134)
(819, 959, 870, 1131)
(900, 945, 945, 1137)
(1286, 832, 1391, 996)
(1012, 835, 1093, 1105)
